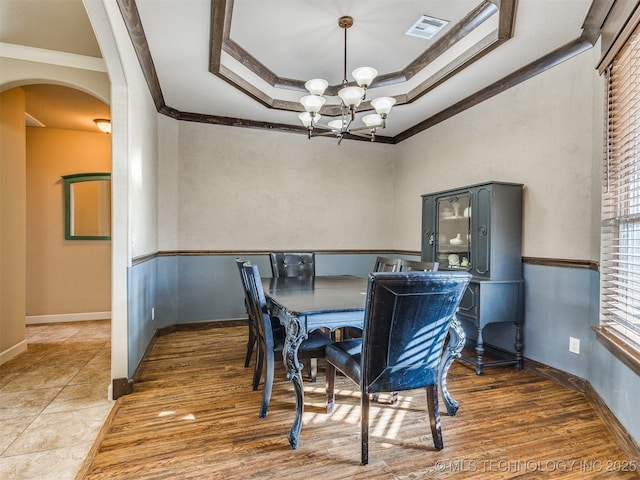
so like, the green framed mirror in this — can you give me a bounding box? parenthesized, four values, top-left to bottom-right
(62, 173, 111, 240)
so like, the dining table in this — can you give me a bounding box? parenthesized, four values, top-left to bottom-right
(262, 274, 466, 449)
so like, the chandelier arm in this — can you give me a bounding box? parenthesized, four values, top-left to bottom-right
(347, 125, 377, 134)
(310, 130, 340, 137)
(345, 130, 373, 139)
(343, 115, 354, 132)
(310, 123, 334, 132)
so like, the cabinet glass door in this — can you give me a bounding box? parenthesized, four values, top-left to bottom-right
(436, 193, 471, 270)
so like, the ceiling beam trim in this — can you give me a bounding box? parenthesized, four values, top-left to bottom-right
(116, 0, 165, 111)
(120, 0, 602, 146)
(208, 0, 515, 112)
(394, 37, 594, 143)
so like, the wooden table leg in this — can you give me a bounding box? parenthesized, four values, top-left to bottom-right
(439, 315, 466, 416)
(281, 315, 305, 449)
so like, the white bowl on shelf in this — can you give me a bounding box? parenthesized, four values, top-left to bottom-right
(449, 233, 463, 245)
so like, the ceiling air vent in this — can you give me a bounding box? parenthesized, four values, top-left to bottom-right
(405, 15, 449, 40)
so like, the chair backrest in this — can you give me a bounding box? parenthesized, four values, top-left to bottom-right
(270, 252, 315, 278)
(399, 259, 439, 272)
(361, 271, 471, 394)
(235, 257, 250, 300)
(243, 262, 275, 351)
(373, 256, 402, 272)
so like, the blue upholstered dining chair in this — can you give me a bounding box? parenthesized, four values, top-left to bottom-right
(324, 271, 471, 465)
(340, 255, 405, 346)
(269, 252, 315, 278)
(242, 262, 332, 418)
(370, 259, 441, 405)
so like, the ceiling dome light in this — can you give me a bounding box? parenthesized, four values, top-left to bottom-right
(94, 118, 111, 134)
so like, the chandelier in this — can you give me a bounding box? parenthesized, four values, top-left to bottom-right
(298, 16, 396, 144)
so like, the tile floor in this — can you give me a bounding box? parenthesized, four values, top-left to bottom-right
(0, 321, 113, 480)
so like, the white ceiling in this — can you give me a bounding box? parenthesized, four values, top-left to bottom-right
(1, 0, 598, 141)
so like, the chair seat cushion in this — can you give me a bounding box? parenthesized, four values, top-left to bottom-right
(325, 339, 363, 383)
(273, 326, 332, 357)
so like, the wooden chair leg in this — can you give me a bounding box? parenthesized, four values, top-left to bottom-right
(307, 358, 318, 382)
(259, 350, 275, 419)
(326, 362, 336, 414)
(426, 384, 443, 450)
(361, 391, 370, 465)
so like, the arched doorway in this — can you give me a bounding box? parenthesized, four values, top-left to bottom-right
(22, 83, 112, 325)
(1, 0, 133, 400)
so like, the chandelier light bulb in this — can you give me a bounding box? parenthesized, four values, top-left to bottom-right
(338, 86, 365, 107)
(305, 79, 329, 96)
(327, 119, 346, 132)
(362, 113, 383, 128)
(352, 67, 378, 88)
(300, 94, 326, 113)
(298, 112, 313, 128)
(371, 97, 396, 116)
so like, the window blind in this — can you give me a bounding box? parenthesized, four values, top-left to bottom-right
(601, 24, 640, 353)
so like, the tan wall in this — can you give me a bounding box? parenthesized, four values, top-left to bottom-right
(0, 88, 27, 360)
(394, 47, 603, 261)
(26, 127, 111, 316)
(158, 121, 396, 251)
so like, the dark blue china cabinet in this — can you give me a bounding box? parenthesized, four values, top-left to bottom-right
(421, 181, 524, 374)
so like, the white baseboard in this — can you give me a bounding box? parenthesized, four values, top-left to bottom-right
(25, 311, 112, 325)
(0, 339, 27, 365)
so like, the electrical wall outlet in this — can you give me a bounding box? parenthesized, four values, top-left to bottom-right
(569, 336, 580, 354)
(151, 307, 155, 321)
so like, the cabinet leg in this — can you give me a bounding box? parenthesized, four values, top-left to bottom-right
(514, 322, 523, 370)
(475, 326, 484, 375)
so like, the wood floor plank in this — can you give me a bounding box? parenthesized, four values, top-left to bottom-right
(79, 326, 639, 479)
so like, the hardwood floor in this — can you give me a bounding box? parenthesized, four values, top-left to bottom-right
(80, 325, 638, 479)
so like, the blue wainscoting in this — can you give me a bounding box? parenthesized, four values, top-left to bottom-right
(126, 253, 639, 445)
(169, 253, 386, 325)
(591, 339, 640, 448)
(127, 259, 157, 379)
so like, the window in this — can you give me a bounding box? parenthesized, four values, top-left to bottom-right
(601, 23, 640, 358)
